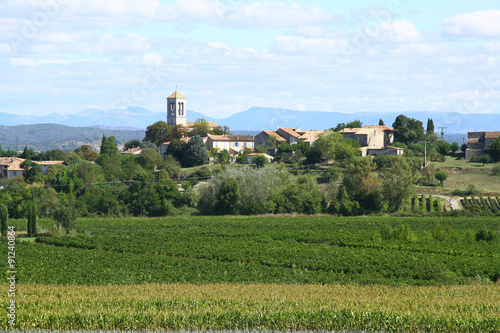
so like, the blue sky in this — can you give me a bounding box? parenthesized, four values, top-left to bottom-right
(1, 0, 500, 119)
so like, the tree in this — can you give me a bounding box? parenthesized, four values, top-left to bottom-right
(171, 124, 189, 140)
(124, 139, 142, 150)
(381, 157, 417, 211)
(144, 121, 172, 146)
(436, 141, 451, 156)
(190, 119, 210, 137)
(26, 201, 37, 237)
(379, 119, 385, 126)
(310, 131, 360, 162)
(99, 135, 119, 157)
(137, 148, 162, 171)
(0, 206, 7, 237)
(74, 145, 99, 161)
(165, 139, 186, 163)
(487, 137, 500, 162)
(426, 118, 435, 135)
(392, 114, 424, 145)
(461, 143, 467, 154)
(20, 147, 34, 160)
(252, 155, 268, 168)
(52, 206, 77, 233)
(217, 149, 231, 165)
(450, 142, 459, 154)
(479, 154, 490, 166)
(434, 170, 448, 187)
(342, 158, 381, 212)
(21, 160, 43, 184)
(333, 120, 363, 132)
(214, 177, 241, 214)
(182, 135, 208, 167)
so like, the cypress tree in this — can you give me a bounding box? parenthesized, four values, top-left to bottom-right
(379, 119, 385, 126)
(26, 202, 37, 237)
(0, 206, 8, 237)
(426, 118, 435, 134)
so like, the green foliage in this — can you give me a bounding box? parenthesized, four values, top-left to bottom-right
(199, 166, 291, 215)
(333, 120, 362, 132)
(99, 135, 119, 157)
(434, 170, 448, 187)
(254, 145, 268, 154)
(124, 139, 142, 150)
(189, 118, 210, 137)
(487, 137, 500, 161)
(476, 227, 495, 242)
(217, 149, 231, 165)
(144, 121, 171, 146)
(26, 201, 38, 237)
(182, 135, 208, 167)
(392, 114, 425, 145)
(137, 148, 161, 171)
(381, 157, 417, 211)
(479, 154, 490, 166)
(52, 206, 78, 233)
(252, 154, 268, 168)
(161, 155, 181, 178)
(0, 206, 7, 236)
(450, 142, 459, 153)
(18, 215, 500, 288)
(436, 141, 451, 156)
(426, 118, 435, 134)
(21, 160, 44, 184)
(74, 145, 99, 161)
(311, 131, 360, 162)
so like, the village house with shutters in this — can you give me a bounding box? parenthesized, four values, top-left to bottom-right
(0, 157, 64, 179)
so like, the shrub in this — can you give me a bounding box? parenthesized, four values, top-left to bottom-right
(476, 227, 495, 242)
(0, 206, 7, 237)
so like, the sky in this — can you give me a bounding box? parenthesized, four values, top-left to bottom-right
(1, 0, 500, 119)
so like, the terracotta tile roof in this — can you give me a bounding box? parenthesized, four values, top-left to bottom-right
(160, 137, 191, 146)
(0, 157, 25, 171)
(485, 132, 500, 139)
(339, 128, 364, 134)
(34, 161, 64, 166)
(363, 125, 395, 132)
(226, 135, 254, 141)
(263, 130, 287, 141)
(299, 130, 326, 142)
(278, 127, 302, 138)
(206, 135, 231, 141)
(122, 147, 142, 154)
(167, 91, 186, 99)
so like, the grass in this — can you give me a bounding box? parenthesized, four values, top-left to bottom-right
(2, 283, 499, 332)
(429, 155, 497, 168)
(444, 173, 500, 193)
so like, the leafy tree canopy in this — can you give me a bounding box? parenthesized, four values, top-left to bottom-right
(144, 121, 172, 146)
(392, 114, 425, 145)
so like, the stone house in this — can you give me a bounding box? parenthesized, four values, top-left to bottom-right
(340, 125, 402, 156)
(0, 157, 64, 179)
(465, 131, 500, 160)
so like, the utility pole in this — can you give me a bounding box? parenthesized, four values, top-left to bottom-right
(419, 140, 430, 167)
(438, 127, 447, 141)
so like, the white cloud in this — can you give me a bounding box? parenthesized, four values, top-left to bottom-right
(378, 20, 421, 43)
(273, 35, 345, 54)
(443, 9, 500, 37)
(10, 57, 36, 66)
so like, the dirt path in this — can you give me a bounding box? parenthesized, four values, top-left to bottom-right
(434, 195, 462, 210)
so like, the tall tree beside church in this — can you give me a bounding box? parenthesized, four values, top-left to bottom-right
(144, 121, 172, 146)
(182, 135, 208, 167)
(171, 125, 189, 140)
(190, 119, 210, 137)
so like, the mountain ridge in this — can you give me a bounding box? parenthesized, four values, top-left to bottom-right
(1, 106, 499, 133)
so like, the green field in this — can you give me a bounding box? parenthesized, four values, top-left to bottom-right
(429, 156, 498, 169)
(2, 215, 500, 332)
(3, 216, 500, 285)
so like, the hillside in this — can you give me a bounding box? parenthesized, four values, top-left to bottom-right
(0, 124, 144, 152)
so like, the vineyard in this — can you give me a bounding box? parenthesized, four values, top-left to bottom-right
(2, 215, 499, 285)
(461, 195, 500, 214)
(1, 215, 500, 332)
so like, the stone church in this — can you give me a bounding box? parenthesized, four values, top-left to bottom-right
(166, 90, 219, 129)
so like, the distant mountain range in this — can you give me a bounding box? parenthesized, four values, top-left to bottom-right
(1, 106, 499, 134)
(0, 124, 144, 152)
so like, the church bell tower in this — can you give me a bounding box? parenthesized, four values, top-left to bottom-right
(167, 90, 187, 126)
